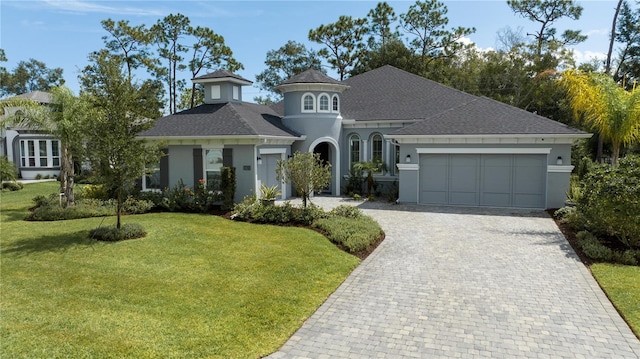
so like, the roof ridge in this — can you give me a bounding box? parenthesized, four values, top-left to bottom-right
(225, 102, 260, 135)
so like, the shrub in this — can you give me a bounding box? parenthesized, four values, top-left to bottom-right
(577, 231, 613, 262)
(90, 223, 146, 242)
(231, 195, 259, 220)
(331, 205, 362, 219)
(2, 181, 23, 191)
(220, 167, 236, 211)
(78, 184, 109, 200)
(295, 203, 327, 225)
(32, 194, 59, 208)
(313, 214, 382, 253)
(121, 197, 154, 214)
(0, 156, 18, 182)
(577, 155, 640, 248)
(553, 206, 584, 229)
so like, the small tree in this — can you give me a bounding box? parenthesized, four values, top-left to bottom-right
(0, 156, 18, 182)
(276, 151, 331, 208)
(80, 52, 161, 229)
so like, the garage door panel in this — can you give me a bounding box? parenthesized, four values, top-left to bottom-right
(480, 155, 512, 206)
(419, 153, 546, 208)
(420, 155, 448, 205)
(449, 155, 479, 205)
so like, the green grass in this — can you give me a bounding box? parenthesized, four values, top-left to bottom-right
(1, 183, 360, 358)
(590, 263, 640, 337)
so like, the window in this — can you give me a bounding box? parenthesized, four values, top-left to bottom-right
(232, 86, 239, 100)
(204, 149, 223, 183)
(318, 94, 329, 112)
(211, 85, 221, 99)
(371, 134, 383, 163)
(142, 162, 161, 191)
(332, 95, 339, 112)
(302, 93, 315, 112)
(349, 135, 360, 168)
(19, 139, 61, 168)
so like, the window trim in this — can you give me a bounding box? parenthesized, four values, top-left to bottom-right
(19, 139, 61, 168)
(318, 93, 330, 113)
(301, 93, 316, 113)
(331, 94, 340, 113)
(348, 134, 360, 170)
(202, 147, 224, 185)
(370, 133, 384, 174)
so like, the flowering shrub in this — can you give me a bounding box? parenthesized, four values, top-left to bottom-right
(160, 179, 223, 213)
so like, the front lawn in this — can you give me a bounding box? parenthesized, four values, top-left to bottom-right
(1, 183, 360, 358)
(590, 263, 640, 337)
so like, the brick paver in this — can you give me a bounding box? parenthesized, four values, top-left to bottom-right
(268, 198, 640, 358)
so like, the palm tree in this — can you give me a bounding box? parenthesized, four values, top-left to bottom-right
(560, 70, 640, 165)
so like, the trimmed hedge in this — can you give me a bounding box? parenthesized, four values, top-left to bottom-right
(90, 223, 146, 242)
(312, 215, 382, 253)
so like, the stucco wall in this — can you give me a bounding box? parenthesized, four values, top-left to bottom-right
(167, 145, 197, 188)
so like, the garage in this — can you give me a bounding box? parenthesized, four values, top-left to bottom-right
(419, 153, 547, 208)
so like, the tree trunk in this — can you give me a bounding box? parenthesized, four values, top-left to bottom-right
(65, 151, 75, 207)
(190, 82, 196, 109)
(605, 0, 623, 75)
(117, 188, 122, 229)
(612, 142, 620, 166)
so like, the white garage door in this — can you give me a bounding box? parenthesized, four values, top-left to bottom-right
(419, 154, 547, 208)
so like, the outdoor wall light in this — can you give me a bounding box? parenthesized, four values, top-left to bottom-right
(556, 156, 563, 165)
(257, 157, 262, 165)
(405, 154, 411, 163)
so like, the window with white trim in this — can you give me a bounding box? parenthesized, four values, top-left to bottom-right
(349, 134, 360, 169)
(204, 148, 223, 183)
(232, 86, 239, 100)
(19, 139, 61, 168)
(318, 94, 330, 112)
(211, 85, 221, 99)
(332, 95, 339, 112)
(302, 93, 315, 112)
(142, 162, 161, 191)
(371, 134, 383, 163)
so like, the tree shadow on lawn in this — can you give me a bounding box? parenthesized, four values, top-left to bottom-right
(1, 208, 31, 222)
(2, 230, 96, 256)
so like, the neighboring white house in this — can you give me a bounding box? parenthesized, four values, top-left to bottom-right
(140, 66, 591, 209)
(1, 91, 61, 180)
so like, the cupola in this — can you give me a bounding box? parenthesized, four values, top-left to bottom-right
(275, 69, 349, 117)
(192, 70, 253, 104)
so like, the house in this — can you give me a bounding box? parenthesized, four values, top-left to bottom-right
(139, 65, 591, 209)
(1, 91, 62, 180)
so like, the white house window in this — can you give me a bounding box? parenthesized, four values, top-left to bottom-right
(371, 134, 383, 163)
(332, 95, 339, 112)
(211, 85, 221, 99)
(349, 134, 360, 168)
(204, 148, 223, 183)
(19, 139, 61, 168)
(232, 86, 239, 100)
(318, 94, 329, 112)
(142, 162, 161, 191)
(302, 93, 315, 112)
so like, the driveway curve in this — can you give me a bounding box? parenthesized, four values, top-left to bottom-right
(269, 199, 640, 358)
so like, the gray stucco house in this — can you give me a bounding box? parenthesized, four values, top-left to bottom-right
(139, 65, 590, 209)
(1, 91, 62, 180)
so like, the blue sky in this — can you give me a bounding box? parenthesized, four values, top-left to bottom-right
(1, 0, 618, 100)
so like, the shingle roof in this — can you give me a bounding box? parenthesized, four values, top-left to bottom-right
(341, 65, 587, 136)
(192, 70, 252, 84)
(390, 96, 586, 136)
(13, 91, 53, 104)
(139, 102, 299, 138)
(279, 69, 343, 86)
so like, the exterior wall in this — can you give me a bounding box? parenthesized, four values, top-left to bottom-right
(167, 145, 198, 188)
(227, 144, 256, 203)
(203, 82, 242, 104)
(397, 142, 574, 209)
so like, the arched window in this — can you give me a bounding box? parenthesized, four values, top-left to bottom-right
(371, 133, 383, 163)
(332, 95, 339, 112)
(318, 94, 330, 112)
(349, 134, 360, 168)
(302, 93, 315, 112)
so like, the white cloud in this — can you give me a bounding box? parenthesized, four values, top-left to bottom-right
(572, 49, 606, 65)
(42, 0, 164, 16)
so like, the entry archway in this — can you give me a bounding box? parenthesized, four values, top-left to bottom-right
(308, 137, 340, 196)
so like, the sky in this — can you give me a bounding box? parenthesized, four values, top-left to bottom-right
(0, 0, 620, 101)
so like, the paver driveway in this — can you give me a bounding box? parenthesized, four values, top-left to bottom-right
(269, 199, 640, 358)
